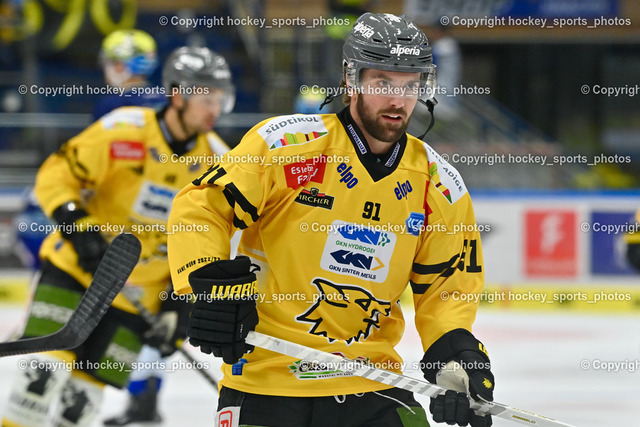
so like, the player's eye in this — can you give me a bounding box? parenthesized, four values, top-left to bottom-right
(404, 82, 421, 95)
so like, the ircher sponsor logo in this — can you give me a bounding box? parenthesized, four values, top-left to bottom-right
(295, 187, 335, 210)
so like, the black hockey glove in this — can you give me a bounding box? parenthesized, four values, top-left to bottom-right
(144, 286, 191, 357)
(52, 202, 108, 274)
(421, 329, 494, 427)
(187, 256, 259, 364)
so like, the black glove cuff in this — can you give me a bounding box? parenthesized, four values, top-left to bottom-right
(52, 201, 90, 237)
(421, 328, 490, 383)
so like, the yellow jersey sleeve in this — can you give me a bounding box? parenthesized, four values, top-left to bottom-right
(35, 107, 149, 216)
(410, 146, 484, 351)
(168, 122, 277, 294)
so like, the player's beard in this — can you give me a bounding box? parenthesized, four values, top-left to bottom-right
(355, 96, 409, 143)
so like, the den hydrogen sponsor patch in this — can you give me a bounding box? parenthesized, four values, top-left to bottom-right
(320, 220, 396, 283)
(132, 181, 177, 221)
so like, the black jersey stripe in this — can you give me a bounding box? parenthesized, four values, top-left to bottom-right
(412, 253, 459, 275)
(233, 215, 249, 229)
(225, 182, 259, 222)
(410, 280, 431, 295)
(222, 187, 252, 229)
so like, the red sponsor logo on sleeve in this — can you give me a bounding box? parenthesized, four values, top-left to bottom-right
(110, 141, 146, 160)
(284, 155, 327, 189)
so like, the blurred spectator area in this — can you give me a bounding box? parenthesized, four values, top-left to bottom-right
(0, 0, 639, 190)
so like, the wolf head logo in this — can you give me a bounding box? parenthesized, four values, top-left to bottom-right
(296, 278, 391, 345)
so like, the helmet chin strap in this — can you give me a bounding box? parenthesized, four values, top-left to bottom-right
(319, 93, 337, 111)
(417, 98, 437, 140)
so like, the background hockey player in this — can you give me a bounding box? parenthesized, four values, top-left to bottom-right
(13, 29, 162, 278)
(168, 12, 494, 427)
(102, 45, 236, 426)
(93, 29, 165, 120)
(2, 46, 234, 427)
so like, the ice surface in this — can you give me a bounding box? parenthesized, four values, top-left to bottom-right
(1, 304, 638, 426)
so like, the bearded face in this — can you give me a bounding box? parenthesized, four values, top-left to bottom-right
(350, 69, 420, 146)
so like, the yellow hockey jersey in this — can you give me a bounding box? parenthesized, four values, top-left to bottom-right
(168, 108, 485, 396)
(36, 106, 229, 314)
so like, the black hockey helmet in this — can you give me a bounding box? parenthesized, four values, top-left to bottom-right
(342, 12, 436, 100)
(162, 46, 235, 113)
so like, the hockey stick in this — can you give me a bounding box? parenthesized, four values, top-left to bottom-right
(119, 287, 219, 389)
(0, 233, 141, 357)
(245, 331, 575, 427)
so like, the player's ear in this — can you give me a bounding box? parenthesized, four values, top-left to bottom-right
(170, 90, 185, 109)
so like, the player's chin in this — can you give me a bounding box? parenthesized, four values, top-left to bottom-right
(198, 122, 215, 133)
(381, 121, 408, 140)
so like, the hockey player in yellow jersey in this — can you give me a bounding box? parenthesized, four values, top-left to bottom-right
(169, 13, 495, 427)
(2, 46, 234, 427)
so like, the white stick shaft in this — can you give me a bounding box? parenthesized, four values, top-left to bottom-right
(245, 331, 575, 427)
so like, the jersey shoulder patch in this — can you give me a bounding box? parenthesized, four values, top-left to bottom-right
(256, 114, 328, 150)
(423, 142, 467, 204)
(100, 107, 148, 130)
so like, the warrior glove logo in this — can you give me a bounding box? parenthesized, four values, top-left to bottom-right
(296, 278, 391, 345)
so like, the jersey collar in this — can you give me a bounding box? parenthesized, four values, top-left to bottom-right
(337, 107, 406, 182)
(157, 107, 197, 156)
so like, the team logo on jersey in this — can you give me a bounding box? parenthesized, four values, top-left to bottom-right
(337, 163, 358, 188)
(320, 220, 396, 282)
(257, 114, 328, 150)
(295, 187, 334, 210)
(284, 155, 327, 188)
(405, 212, 425, 236)
(296, 277, 391, 345)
